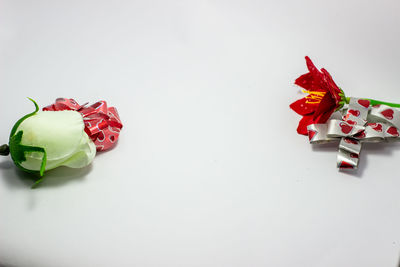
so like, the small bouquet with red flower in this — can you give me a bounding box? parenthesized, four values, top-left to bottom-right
(291, 57, 400, 169)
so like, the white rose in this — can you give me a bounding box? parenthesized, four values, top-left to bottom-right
(9, 100, 96, 181)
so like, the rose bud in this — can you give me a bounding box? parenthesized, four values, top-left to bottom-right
(5, 98, 122, 187)
(8, 99, 96, 185)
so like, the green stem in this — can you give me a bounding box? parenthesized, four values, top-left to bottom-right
(0, 144, 9, 156)
(345, 97, 400, 108)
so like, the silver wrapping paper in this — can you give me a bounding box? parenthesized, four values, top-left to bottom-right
(335, 98, 368, 170)
(307, 98, 400, 170)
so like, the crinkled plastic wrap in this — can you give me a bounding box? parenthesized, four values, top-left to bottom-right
(43, 98, 123, 151)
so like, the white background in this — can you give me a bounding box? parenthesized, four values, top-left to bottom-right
(1, 1, 400, 266)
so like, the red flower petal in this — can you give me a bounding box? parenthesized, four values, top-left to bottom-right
(320, 68, 341, 102)
(291, 57, 344, 136)
(313, 93, 336, 123)
(295, 57, 328, 93)
(305, 56, 325, 83)
(289, 97, 316, 116)
(297, 115, 314, 135)
(294, 73, 324, 92)
(305, 56, 319, 74)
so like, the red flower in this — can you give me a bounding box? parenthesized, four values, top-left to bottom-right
(290, 56, 345, 135)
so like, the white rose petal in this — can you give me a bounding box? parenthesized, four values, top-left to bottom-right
(15, 110, 96, 171)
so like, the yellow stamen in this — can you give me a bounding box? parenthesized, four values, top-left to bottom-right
(302, 89, 326, 104)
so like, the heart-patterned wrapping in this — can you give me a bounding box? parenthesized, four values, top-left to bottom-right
(43, 98, 123, 151)
(307, 98, 400, 170)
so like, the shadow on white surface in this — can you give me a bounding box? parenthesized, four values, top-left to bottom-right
(0, 160, 92, 189)
(355, 142, 400, 177)
(311, 142, 341, 152)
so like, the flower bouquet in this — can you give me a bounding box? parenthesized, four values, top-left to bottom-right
(290, 57, 400, 169)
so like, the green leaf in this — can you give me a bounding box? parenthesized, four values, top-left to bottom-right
(10, 98, 39, 138)
(8, 98, 48, 184)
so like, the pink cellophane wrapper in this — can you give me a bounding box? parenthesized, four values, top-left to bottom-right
(43, 98, 123, 151)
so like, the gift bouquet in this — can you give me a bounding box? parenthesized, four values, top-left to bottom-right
(290, 57, 400, 169)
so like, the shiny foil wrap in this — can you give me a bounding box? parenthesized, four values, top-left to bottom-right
(307, 98, 400, 170)
(43, 98, 123, 151)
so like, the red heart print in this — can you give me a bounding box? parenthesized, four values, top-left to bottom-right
(350, 153, 359, 158)
(344, 137, 358, 144)
(358, 99, 370, 108)
(308, 130, 317, 141)
(339, 122, 353, 134)
(97, 131, 105, 141)
(354, 131, 366, 139)
(348, 109, 360, 117)
(381, 109, 394, 120)
(387, 126, 399, 136)
(371, 123, 382, 132)
(346, 120, 356, 125)
(339, 161, 354, 169)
